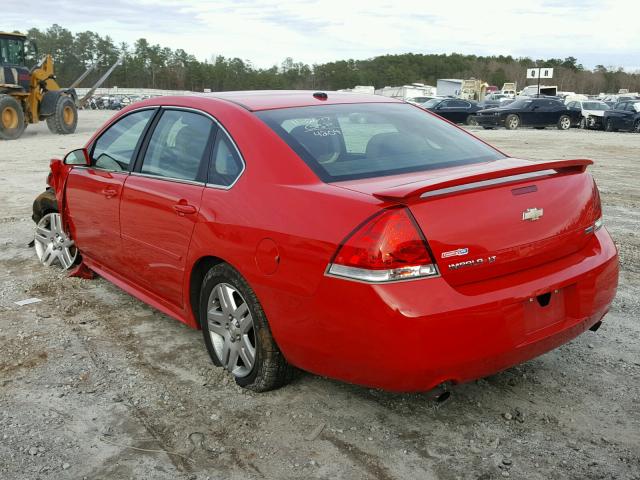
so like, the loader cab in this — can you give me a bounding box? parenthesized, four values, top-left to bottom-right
(0, 32, 27, 67)
(0, 32, 36, 92)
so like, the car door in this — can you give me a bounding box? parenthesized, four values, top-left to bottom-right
(432, 100, 453, 121)
(609, 103, 626, 129)
(621, 103, 636, 130)
(64, 108, 156, 268)
(119, 108, 215, 308)
(519, 100, 539, 125)
(450, 100, 471, 123)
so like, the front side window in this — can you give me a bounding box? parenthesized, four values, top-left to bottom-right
(0, 37, 25, 65)
(257, 103, 504, 182)
(140, 109, 213, 182)
(91, 109, 155, 171)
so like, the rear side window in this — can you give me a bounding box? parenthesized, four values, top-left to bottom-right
(256, 103, 504, 182)
(92, 109, 154, 171)
(140, 109, 213, 182)
(208, 131, 243, 187)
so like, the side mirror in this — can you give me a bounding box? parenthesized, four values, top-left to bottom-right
(64, 148, 90, 166)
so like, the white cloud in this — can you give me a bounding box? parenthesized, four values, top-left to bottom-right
(6, 0, 640, 68)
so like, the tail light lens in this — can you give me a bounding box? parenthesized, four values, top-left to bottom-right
(327, 208, 439, 282)
(586, 179, 603, 234)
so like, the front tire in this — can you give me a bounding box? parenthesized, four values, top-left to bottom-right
(0, 95, 26, 140)
(634, 120, 640, 133)
(505, 114, 520, 130)
(200, 263, 294, 391)
(465, 115, 478, 126)
(557, 115, 571, 130)
(605, 119, 617, 132)
(46, 95, 78, 135)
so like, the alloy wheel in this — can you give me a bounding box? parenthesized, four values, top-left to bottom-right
(560, 117, 571, 129)
(206, 283, 256, 377)
(34, 212, 77, 269)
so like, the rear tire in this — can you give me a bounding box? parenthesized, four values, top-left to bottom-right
(557, 115, 571, 130)
(0, 95, 26, 140)
(200, 263, 294, 392)
(505, 114, 520, 130)
(46, 95, 78, 135)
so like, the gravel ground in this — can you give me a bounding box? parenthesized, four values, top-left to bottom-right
(0, 110, 638, 480)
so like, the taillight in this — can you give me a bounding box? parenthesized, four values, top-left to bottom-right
(327, 207, 439, 282)
(586, 179, 603, 234)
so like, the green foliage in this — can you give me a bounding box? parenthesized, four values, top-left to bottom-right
(26, 24, 640, 94)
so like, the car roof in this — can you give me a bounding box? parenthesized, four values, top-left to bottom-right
(196, 90, 400, 111)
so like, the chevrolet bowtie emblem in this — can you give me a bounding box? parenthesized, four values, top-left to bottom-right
(522, 208, 544, 221)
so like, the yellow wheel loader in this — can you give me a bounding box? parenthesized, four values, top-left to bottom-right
(0, 32, 77, 140)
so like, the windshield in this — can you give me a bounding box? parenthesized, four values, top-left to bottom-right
(504, 99, 532, 109)
(0, 37, 25, 65)
(582, 102, 609, 110)
(256, 103, 505, 182)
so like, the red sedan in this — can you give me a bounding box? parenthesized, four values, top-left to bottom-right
(32, 91, 618, 392)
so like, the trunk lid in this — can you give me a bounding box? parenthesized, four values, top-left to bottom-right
(335, 158, 599, 286)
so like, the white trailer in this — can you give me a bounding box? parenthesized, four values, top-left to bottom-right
(337, 85, 375, 94)
(436, 79, 463, 97)
(375, 83, 436, 99)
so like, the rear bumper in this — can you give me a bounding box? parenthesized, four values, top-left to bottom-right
(267, 228, 618, 392)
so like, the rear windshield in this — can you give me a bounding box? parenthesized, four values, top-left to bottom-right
(256, 103, 504, 182)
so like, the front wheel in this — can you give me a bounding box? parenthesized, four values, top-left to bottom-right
(46, 95, 78, 135)
(579, 117, 587, 129)
(557, 115, 571, 130)
(505, 114, 520, 130)
(465, 115, 478, 126)
(34, 212, 78, 270)
(0, 94, 26, 140)
(605, 119, 617, 132)
(634, 120, 640, 133)
(200, 263, 294, 391)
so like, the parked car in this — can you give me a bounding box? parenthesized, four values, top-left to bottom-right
(474, 97, 580, 130)
(565, 100, 610, 129)
(421, 97, 483, 124)
(602, 100, 640, 132)
(406, 96, 434, 105)
(32, 91, 618, 393)
(480, 93, 511, 109)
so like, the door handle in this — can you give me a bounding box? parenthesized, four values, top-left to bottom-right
(173, 204, 197, 215)
(101, 188, 118, 198)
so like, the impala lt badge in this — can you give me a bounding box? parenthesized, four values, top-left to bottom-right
(522, 207, 544, 221)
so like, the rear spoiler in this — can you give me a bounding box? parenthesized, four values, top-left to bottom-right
(372, 159, 593, 202)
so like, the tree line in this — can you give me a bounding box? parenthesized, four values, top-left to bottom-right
(24, 24, 640, 95)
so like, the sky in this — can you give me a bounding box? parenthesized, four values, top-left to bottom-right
(4, 0, 640, 70)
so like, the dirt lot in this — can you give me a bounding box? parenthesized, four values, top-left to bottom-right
(1, 110, 639, 480)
